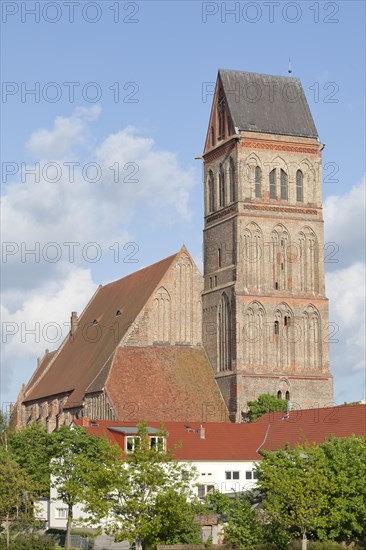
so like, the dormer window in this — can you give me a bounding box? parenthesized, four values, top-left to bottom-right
(125, 435, 165, 453)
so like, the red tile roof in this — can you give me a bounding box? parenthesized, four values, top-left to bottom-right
(75, 419, 267, 461)
(256, 404, 366, 452)
(106, 346, 230, 423)
(75, 405, 366, 461)
(24, 253, 179, 407)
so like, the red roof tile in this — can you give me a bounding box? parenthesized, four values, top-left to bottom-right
(75, 419, 267, 461)
(256, 404, 366, 451)
(74, 405, 366, 461)
(24, 253, 179, 407)
(106, 346, 230, 423)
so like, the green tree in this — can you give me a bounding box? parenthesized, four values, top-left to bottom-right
(9, 422, 56, 497)
(257, 443, 331, 549)
(0, 449, 39, 549)
(257, 437, 366, 547)
(50, 425, 120, 550)
(247, 394, 288, 422)
(204, 491, 260, 549)
(316, 436, 366, 543)
(85, 421, 199, 550)
(223, 493, 261, 549)
(0, 412, 9, 451)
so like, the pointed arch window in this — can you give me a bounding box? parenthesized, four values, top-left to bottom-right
(269, 168, 276, 199)
(218, 294, 232, 371)
(255, 166, 262, 198)
(229, 157, 236, 202)
(285, 391, 290, 401)
(296, 170, 304, 202)
(274, 320, 280, 335)
(219, 164, 226, 207)
(280, 169, 288, 200)
(218, 92, 226, 140)
(208, 170, 215, 213)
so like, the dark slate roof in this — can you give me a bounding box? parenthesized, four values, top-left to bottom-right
(219, 69, 318, 138)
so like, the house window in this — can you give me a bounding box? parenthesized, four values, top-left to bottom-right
(150, 436, 165, 452)
(226, 471, 240, 480)
(219, 164, 226, 207)
(280, 169, 288, 200)
(198, 484, 216, 499)
(229, 157, 236, 202)
(269, 169, 276, 199)
(245, 471, 253, 480)
(255, 166, 262, 198)
(274, 320, 279, 335)
(55, 508, 68, 519)
(296, 170, 304, 202)
(253, 470, 258, 479)
(126, 436, 140, 453)
(208, 170, 215, 213)
(277, 390, 282, 399)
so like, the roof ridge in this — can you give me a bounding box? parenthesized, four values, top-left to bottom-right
(102, 251, 180, 289)
(219, 68, 301, 82)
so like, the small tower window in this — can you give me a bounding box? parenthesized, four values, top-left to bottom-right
(269, 169, 276, 199)
(296, 169, 304, 202)
(277, 390, 282, 399)
(211, 126, 215, 146)
(285, 391, 290, 401)
(284, 316, 290, 326)
(280, 169, 288, 200)
(219, 164, 226, 207)
(208, 170, 215, 213)
(214, 276, 217, 286)
(209, 277, 213, 289)
(274, 320, 279, 335)
(255, 166, 262, 198)
(275, 282, 279, 290)
(229, 157, 236, 202)
(218, 248, 222, 268)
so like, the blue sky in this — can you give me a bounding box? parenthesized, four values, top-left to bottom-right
(1, 0, 365, 409)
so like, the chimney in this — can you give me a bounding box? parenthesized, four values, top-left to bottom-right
(199, 425, 205, 440)
(70, 311, 78, 335)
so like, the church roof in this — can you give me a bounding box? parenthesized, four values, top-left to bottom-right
(24, 252, 180, 407)
(219, 69, 318, 139)
(105, 346, 230, 423)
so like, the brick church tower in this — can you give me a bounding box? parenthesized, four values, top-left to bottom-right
(202, 69, 333, 421)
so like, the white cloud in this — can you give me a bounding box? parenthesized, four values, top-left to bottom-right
(1, 107, 198, 402)
(326, 262, 365, 371)
(1, 267, 97, 395)
(26, 106, 101, 159)
(324, 177, 366, 270)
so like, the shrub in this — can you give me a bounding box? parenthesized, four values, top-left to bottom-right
(0, 534, 55, 550)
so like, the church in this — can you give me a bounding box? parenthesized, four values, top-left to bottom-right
(13, 69, 333, 429)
